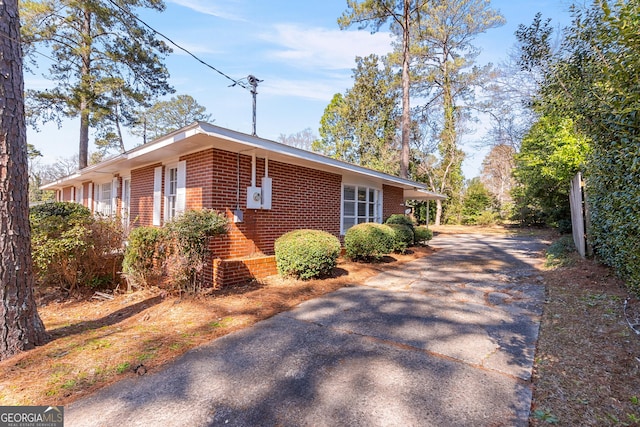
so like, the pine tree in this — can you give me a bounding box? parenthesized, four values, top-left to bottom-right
(0, 0, 48, 360)
(21, 0, 173, 168)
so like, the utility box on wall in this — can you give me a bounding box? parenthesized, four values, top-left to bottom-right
(261, 177, 272, 210)
(246, 186, 262, 209)
(246, 178, 272, 210)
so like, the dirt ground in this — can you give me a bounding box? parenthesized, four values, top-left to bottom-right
(1, 225, 639, 427)
(531, 252, 640, 426)
(0, 244, 434, 406)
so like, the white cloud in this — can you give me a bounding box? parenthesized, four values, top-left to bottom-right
(262, 24, 393, 70)
(168, 0, 245, 21)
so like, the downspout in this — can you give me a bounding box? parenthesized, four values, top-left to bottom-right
(236, 152, 240, 210)
(233, 152, 243, 223)
(251, 152, 256, 188)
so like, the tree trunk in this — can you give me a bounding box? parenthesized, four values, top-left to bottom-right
(79, 108, 89, 169)
(78, 7, 92, 169)
(0, 0, 48, 360)
(434, 199, 443, 226)
(399, 0, 411, 179)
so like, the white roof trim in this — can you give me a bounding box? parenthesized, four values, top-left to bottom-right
(40, 122, 445, 200)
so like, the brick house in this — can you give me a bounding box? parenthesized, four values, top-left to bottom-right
(42, 122, 444, 287)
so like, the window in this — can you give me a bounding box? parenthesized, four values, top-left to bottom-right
(121, 178, 131, 225)
(342, 184, 381, 233)
(157, 161, 185, 225)
(95, 182, 113, 216)
(166, 166, 178, 221)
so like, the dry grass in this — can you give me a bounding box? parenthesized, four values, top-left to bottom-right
(0, 246, 433, 406)
(531, 252, 640, 426)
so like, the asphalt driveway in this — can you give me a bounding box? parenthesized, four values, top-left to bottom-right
(66, 232, 546, 427)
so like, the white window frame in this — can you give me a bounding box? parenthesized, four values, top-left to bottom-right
(165, 165, 179, 221)
(153, 167, 163, 225)
(341, 184, 382, 234)
(162, 161, 186, 224)
(76, 185, 84, 206)
(121, 177, 131, 226)
(95, 181, 114, 216)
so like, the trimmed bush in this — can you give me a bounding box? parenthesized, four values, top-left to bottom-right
(414, 226, 433, 244)
(388, 223, 413, 253)
(385, 214, 415, 252)
(344, 223, 395, 261)
(122, 226, 169, 290)
(385, 214, 415, 229)
(275, 229, 341, 280)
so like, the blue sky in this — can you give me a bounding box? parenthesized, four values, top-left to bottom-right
(25, 0, 574, 177)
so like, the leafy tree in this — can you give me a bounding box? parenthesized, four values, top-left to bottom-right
(462, 178, 497, 225)
(543, 0, 640, 293)
(0, 0, 48, 360)
(411, 0, 505, 225)
(315, 55, 400, 174)
(514, 2, 640, 293)
(339, 0, 429, 178)
(315, 93, 354, 161)
(21, 0, 173, 169)
(512, 115, 589, 227)
(131, 94, 212, 144)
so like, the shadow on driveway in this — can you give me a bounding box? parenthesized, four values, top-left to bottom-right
(66, 232, 547, 427)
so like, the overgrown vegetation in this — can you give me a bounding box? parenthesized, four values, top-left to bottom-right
(121, 226, 168, 290)
(516, 1, 640, 294)
(511, 115, 589, 228)
(31, 204, 228, 294)
(30, 202, 123, 291)
(163, 209, 228, 293)
(274, 229, 341, 280)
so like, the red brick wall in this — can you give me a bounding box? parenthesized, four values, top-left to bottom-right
(126, 148, 411, 287)
(383, 184, 405, 220)
(181, 148, 342, 260)
(61, 186, 73, 202)
(212, 256, 277, 288)
(130, 163, 162, 227)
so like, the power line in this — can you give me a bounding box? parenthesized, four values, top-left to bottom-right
(0, 32, 65, 67)
(104, 0, 251, 91)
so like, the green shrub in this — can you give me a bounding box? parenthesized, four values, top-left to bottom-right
(474, 210, 500, 226)
(387, 223, 413, 253)
(165, 209, 228, 293)
(122, 226, 169, 290)
(30, 202, 123, 290)
(545, 235, 576, 268)
(344, 223, 395, 261)
(274, 229, 341, 280)
(556, 218, 572, 234)
(414, 226, 433, 244)
(385, 214, 415, 229)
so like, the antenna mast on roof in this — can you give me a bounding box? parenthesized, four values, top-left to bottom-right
(230, 75, 263, 136)
(247, 75, 262, 136)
